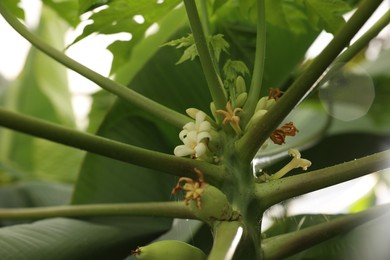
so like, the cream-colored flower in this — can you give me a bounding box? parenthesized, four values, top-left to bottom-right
(174, 130, 211, 158)
(179, 111, 211, 141)
(174, 110, 212, 158)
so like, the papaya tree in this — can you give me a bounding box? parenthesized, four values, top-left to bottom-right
(0, 0, 390, 259)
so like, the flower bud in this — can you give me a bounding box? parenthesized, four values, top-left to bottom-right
(235, 75, 246, 94)
(235, 92, 248, 108)
(133, 240, 207, 260)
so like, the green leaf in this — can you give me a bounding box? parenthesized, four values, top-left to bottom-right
(0, 181, 72, 226)
(264, 211, 390, 259)
(78, 0, 109, 14)
(264, 214, 341, 238)
(86, 91, 116, 134)
(2, 0, 24, 20)
(0, 217, 168, 259)
(214, 3, 320, 90)
(113, 4, 187, 84)
(0, 6, 82, 183)
(42, 0, 80, 26)
(71, 0, 181, 74)
(164, 33, 229, 65)
(305, 0, 351, 34)
(223, 59, 249, 82)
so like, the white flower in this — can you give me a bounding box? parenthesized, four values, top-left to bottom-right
(179, 111, 211, 141)
(174, 110, 212, 158)
(174, 131, 211, 157)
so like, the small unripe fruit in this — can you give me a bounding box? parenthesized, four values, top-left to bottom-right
(189, 184, 233, 223)
(133, 240, 206, 260)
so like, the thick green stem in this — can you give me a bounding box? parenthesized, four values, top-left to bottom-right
(0, 2, 189, 129)
(316, 9, 390, 88)
(255, 149, 390, 210)
(0, 202, 195, 220)
(208, 221, 245, 260)
(243, 0, 266, 124)
(236, 0, 383, 163)
(0, 108, 225, 185)
(262, 203, 390, 259)
(183, 0, 227, 110)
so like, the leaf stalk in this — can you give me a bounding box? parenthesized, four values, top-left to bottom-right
(0, 108, 225, 185)
(236, 0, 384, 163)
(183, 0, 227, 110)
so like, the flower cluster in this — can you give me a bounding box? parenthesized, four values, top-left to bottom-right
(174, 110, 212, 159)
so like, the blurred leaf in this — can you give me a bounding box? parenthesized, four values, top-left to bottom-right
(324, 51, 390, 135)
(78, 0, 109, 14)
(265, 211, 390, 259)
(241, 0, 351, 35)
(305, 0, 350, 34)
(212, 0, 228, 13)
(364, 48, 390, 78)
(0, 181, 72, 226)
(0, 6, 83, 182)
(349, 189, 377, 213)
(0, 181, 72, 208)
(113, 4, 187, 84)
(3, 0, 24, 20)
(214, 10, 319, 90)
(42, 0, 80, 26)
(86, 91, 116, 134)
(71, 0, 181, 74)
(0, 217, 168, 260)
(264, 214, 341, 238)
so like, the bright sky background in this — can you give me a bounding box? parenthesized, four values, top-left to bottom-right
(0, 0, 389, 229)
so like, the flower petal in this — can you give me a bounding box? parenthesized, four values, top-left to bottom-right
(194, 143, 207, 157)
(195, 111, 206, 123)
(183, 122, 195, 131)
(179, 129, 189, 140)
(197, 131, 211, 142)
(174, 145, 195, 156)
(198, 121, 211, 132)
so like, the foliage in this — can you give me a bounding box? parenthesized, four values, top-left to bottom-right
(0, 0, 389, 259)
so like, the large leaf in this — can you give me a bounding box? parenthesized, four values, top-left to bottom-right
(0, 6, 83, 183)
(239, 0, 352, 35)
(2, 0, 24, 20)
(0, 217, 167, 260)
(42, 0, 80, 26)
(0, 181, 72, 227)
(72, 0, 182, 74)
(264, 211, 390, 259)
(214, 2, 320, 91)
(305, 0, 351, 34)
